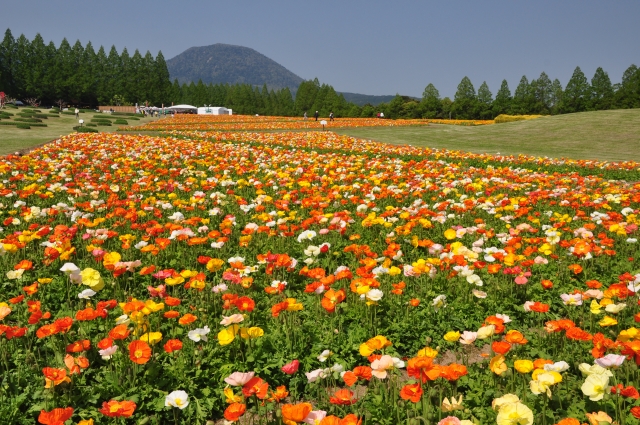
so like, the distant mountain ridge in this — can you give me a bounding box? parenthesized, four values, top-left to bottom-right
(167, 43, 402, 106)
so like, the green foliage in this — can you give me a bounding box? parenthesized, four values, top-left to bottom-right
(452, 76, 477, 119)
(562, 66, 591, 113)
(421, 83, 441, 118)
(15, 123, 30, 129)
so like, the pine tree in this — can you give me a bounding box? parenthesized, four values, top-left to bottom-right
(550, 79, 563, 114)
(420, 83, 441, 118)
(562, 66, 591, 113)
(68, 40, 85, 102)
(294, 79, 319, 115)
(12, 34, 30, 98)
(95, 46, 109, 104)
(105, 46, 123, 104)
(492, 80, 511, 116)
(451, 76, 477, 119)
(0, 29, 16, 96)
(119, 47, 132, 104)
(590, 67, 613, 110)
(153, 51, 172, 105)
(476, 81, 493, 119)
(80, 42, 97, 105)
(614, 64, 639, 109)
(512, 76, 533, 114)
(53, 38, 74, 101)
(26, 34, 47, 100)
(533, 72, 552, 114)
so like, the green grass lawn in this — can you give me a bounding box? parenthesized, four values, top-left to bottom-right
(0, 108, 159, 155)
(334, 109, 640, 162)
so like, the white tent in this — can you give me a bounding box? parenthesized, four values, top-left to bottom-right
(165, 104, 197, 113)
(197, 106, 232, 115)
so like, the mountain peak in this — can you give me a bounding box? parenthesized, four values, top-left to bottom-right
(167, 44, 304, 90)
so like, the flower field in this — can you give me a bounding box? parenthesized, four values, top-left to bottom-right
(1, 129, 640, 425)
(121, 115, 432, 132)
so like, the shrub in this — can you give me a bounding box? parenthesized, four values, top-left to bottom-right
(85, 123, 98, 127)
(0, 121, 19, 126)
(14, 118, 42, 123)
(494, 114, 544, 123)
(95, 122, 112, 126)
(73, 126, 99, 133)
(114, 119, 128, 125)
(49, 110, 60, 114)
(93, 115, 115, 119)
(29, 123, 48, 127)
(16, 124, 31, 129)
(0, 111, 14, 116)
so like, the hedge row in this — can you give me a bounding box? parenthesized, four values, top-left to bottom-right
(494, 114, 545, 123)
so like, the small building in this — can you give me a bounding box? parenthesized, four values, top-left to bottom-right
(197, 106, 233, 115)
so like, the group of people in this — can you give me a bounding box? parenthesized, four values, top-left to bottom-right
(304, 111, 334, 121)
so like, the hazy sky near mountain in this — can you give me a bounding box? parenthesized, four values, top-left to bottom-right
(3, 0, 639, 98)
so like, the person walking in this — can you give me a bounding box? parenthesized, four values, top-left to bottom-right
(74, 108, 79, 119)
(304, 112, 307, 120)
(329, 112, 334, 122)
(314, 111, 319, 121)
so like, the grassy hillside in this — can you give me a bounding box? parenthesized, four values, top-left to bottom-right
(0, 109, 158, 155)
(335, 109, 640, 162)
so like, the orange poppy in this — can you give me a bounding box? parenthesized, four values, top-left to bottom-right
(281, 402, 312, 424)
(128, 340, 152, 364)
(164, 296, 181, 306)
(565, 326, 592, 341)
(224, 403, 246, 422)
(242, 376, 269, 399)
(178, 313, 197, 325)
(22, 283, 38, 295)
(339, 414, 362, 425)
(268, 385, 289, 403)
(108, 324, 131, 340)
(235, 296, 255, 312)
(505, 330, 528, 345)
(484, 316, 505, 334)
(65, 340, 91, 353)
(399, 383, 423, 402)
(99, 399, 137, 417)
(533, 358, 554, 369)
(37, 407, 74, 424)
(492, 341, 511, 355)
(164, 310, 180, 319)
(319, 416, 341, 425)
(407, 357, 442, 383)
(329, 388, 357, 405)
(14, 259, 33, 270)
(164, 339, 183, 353)
(42, 367, 71, 388)
(342, 371, 357, 387)
(540, 280, 553, 289)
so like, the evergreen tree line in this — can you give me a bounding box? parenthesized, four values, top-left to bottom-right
(418, 65, 640, 120)
(0, 29, 172, 106)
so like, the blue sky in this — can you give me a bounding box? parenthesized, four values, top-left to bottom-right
(2, 0, 639, 98)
